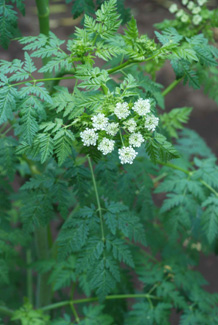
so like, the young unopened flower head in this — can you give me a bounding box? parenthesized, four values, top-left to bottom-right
(181, 14, 189, 23)
(187, 1, 195, 10)
(132, 98, 151, 116)
(105, 122, 119, 136)
(169, 4, 178, 13)
(193, 14, 202, 25)
(123, 118, 137, 133)
(98, 138, 115, 155)
(192, 6, 201, 14)
(91, 113, 108, 131)
(176, 9, 184, 18)
(114, 102, 130, 119)
(144, 114, 159, 132)
(197, 0, 207, 5)
(80, 128, 98, 146)
(182, 0, 188, 5)
(118, 146, 138, 164)
(129, 132, 144, 148)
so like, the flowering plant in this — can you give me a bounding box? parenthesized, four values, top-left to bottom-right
(0, 0, 218, 324)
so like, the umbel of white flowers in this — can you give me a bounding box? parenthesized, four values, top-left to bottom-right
(169, 0, 207, 25)
(80, 98, 159, 164)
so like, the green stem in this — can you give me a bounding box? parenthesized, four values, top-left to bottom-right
(157, 160, 190, 175)
(49, 69, 75, 93)
(35, 0, 50, 36)
(10, 76, 76, 88)
(87, 156, 105, 242)
(157, 160, 218, 197)
(41, 294, 159, 311)
(162, 77, 183, 97)
(119, 129, 125, 146)
(26, 249, 33, 304)
(107, 60, 136, 74)
(35, 0, 50, 79)
(0, 125, 14, 137)
(35, 227, 52, 308)
(200, 180, 218, 197)
(0, 306, 14, 317)
(70, 304, 80, 323)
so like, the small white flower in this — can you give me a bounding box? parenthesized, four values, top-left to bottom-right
(192, 6, 201, 14)
(114, 102, 130, 120)
(144, 114, 159, 132)
(129, 132, 144, 148)
(192, 14, 202, 25)
(176, 9, 184, 18)
(98, 138, 115, 155)
(91, 113, 108, 131)
(197, 0, 207, 6)
(132, 98, 151, 116)
(80, 128, 98, 146)
(187, 1, 195, 10)
(123, 118, 137, 133)
(169, 4, 178, 13)
(182, 0, 188, 5)
(118, 146, 138, 164)
(181, 14, 189, 22)
(105, 122, 119, 136)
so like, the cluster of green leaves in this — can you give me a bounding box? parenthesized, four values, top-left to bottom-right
(0, 0, 25, 48)
(1, 0, 218, 324)
(66, 0, 130, 24)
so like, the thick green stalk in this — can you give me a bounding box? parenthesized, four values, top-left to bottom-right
(33, 0, 53, 309)
(26, 250, 33, 304)
(35, 0, 50, 36)
(35, 0, 50, 71)
(35, 227, 52, 308)
(87, 156, 105, 242)
(35, 0, 53, 93)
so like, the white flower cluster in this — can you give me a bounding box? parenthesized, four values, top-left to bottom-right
(105, 122, 119, 136)
(169, 1, 205, 25)
(132, 98, 151, 116)
(144, 115, 159, 132)
(118, 146, 138, 165)
(98, 138, 115, 155)
(91, 113, 108, 131)
(114, 102, 130, 119)
(124, 118, 137, 133)
(80, 128, 98, 146)
(80, 97, 159, 165)
(129, 132, 144, 148)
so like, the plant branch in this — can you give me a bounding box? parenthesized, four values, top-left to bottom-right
(157, 160, 190, 175)
(41, 294, 160, 312)
(10, 76, 76, 88)
(162, 77, 183, 97)
(157, 160, 218, 197)
(0, 306, 14, 317)
(70, 303, 80, 323)
(87, 156, 105, 242)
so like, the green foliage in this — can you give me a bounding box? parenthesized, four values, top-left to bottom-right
(1, 0, 218, 324)
(160, 107, 192, 138)
(12, 302, 49, 325)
